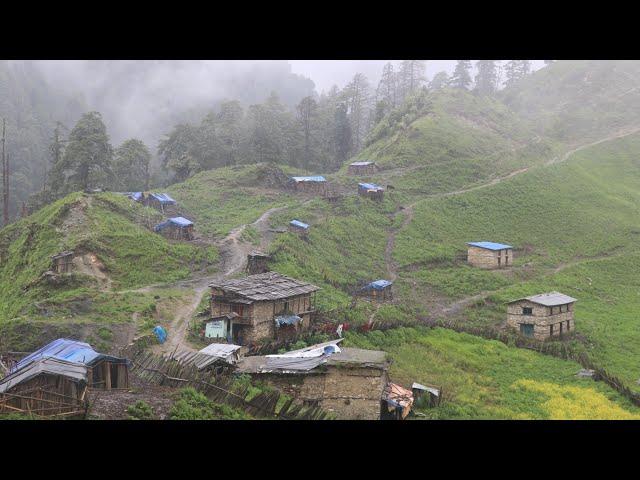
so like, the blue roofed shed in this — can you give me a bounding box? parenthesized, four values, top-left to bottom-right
(361, 279, 393, 301)
(290, 176, 328, 195)
(12, 338, 130, 390)
(154, 216, 195, 240)
(467, 241, 514, 269)
(358, 182, 385, 201)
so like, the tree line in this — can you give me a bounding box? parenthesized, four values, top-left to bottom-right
(29, 59, 551, 210)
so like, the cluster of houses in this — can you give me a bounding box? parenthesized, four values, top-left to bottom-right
(124, 191, 196, 241)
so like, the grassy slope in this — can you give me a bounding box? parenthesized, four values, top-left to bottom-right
(0, 192, 217, 348)
(346, 327, 640, 419)
(394, 134, 640, 390)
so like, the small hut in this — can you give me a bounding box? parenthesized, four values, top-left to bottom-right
(466, 241, 513, 269)
(145, 192, 177, 213)
(247, 251, 270, 275)
(170, 343, 242, 373)
(412, 382, 441, 408)
(0, 357, 88, 418)
(51, 251, 74, 274)
(154, 216, 194, 240)
(202, 312, 239, 342)
(348, 161, 378, 175)
(289, 220, 310, 238)
(358, 182, 385, 201)
(10, 338, 130, 390)
(361, 279, 393, 302)
(125, 192, 144, 203)
(289, 176, 328, 196)
(506, 292, 577, 340)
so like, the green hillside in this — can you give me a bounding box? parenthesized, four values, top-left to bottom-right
(0, 191, 217, 349)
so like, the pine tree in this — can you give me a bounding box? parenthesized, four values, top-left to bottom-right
(430, 71, 450, 90)
(50, 112, 114, 193)
(113, 138, 151, 191)
(449, 60, 473, 90)
(333, 102, 352, 168)
(397, 60, 427, 102)
(296, 96, 318, 169)
(503, 60, 521, 88)
(343, 73, 372, 153)
(376, 62, 397, 112)
(474, 60, 499, 95)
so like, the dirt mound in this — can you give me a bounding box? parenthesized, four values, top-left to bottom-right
(250, 164, 292, 189)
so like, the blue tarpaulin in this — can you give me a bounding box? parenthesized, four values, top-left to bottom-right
(358, 182, 384, 191)
(154, 216, 193, 232)
(11, 338, 127, 374)
(350, 161, 373, 166)
(466, 241, 513, 251)
(127, 192, 143, 201)
(291, 176, 326, 183)
(153, 326, 167, 344)
(275, 314, 302, 327)
(290, 220, 309, 229)
(149, 193, 177, 205)
(364, 279, 393, 291)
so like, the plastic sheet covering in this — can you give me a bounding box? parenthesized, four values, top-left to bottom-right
(153, 326, 167, 344)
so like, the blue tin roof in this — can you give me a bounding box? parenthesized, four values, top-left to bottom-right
(11, 338, 127, 373)
(350, 161, 373, 166)
(275, 314, 302, 327)
(150, 192, 177, 204)
(154, 217, 193, 231)
(364, 279, 393, 290)
(291, 176, 326, 183)
(290, 220, 309, 229)
(467, 241, 513, 251)
(358, 182, 384, 191)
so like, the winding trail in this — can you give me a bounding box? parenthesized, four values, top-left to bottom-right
(137, 206, 288, 355)
(383, 125, 640, 320)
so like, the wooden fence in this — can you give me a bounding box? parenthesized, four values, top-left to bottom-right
(129, 350, 329, 420)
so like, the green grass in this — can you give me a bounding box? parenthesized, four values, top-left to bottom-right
(167, 164, 298, 237)
(345, 327, 640, 419)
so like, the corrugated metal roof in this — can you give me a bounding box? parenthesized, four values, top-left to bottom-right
(209, 272, 320, 302)
(51, 250, 74, 260)
(291, 176, 327, 182)
(150, 192, 177, 204)
(466, 241, 513, 251)
(358, 182, 384, 191)
(171, 344, 241, 369)
(0, 358, 87, 393)
(365, 279, 393, 290)
(169, 216, 193, 227)
(412, 382, 440, 396)
(510, 291, 577, 307)
(11, 339, 128, 373)
(350, 161, 373, 166)
(289, 220, 309, 229)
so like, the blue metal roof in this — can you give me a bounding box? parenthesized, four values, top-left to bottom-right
(290, 220, 309, 229)
(275, 315, 302, 327)
(467, 241, 513, 251)
(11, 338, 127, 373)
(150, 193, 177, 204)
(364, 279, 393, 290)
(350, 161, 373, 166)
(291, 176, 326, 183)
(154, 217, 193, 231)
(169, 216, 193, 227)
(358, 182, 384, 191)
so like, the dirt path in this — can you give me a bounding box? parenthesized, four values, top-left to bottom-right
(146, 206, 287, 355)
(383, 126, 640, 319)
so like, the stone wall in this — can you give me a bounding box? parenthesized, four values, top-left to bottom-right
(348, 164, 377, 175)
(507, 300, 575, 340)
(467, 246, 512, 269)
(251, 365, 388, 420)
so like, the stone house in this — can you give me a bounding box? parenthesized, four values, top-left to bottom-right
(235, 340, 389, 420)
(208, 272, 320, 345)
(358, 182, 385, 201)
(506, 292, 577, 340)
(466, 241, 513, 269)
(289, 176, 328, 196)
(348, 161, 378, 175)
